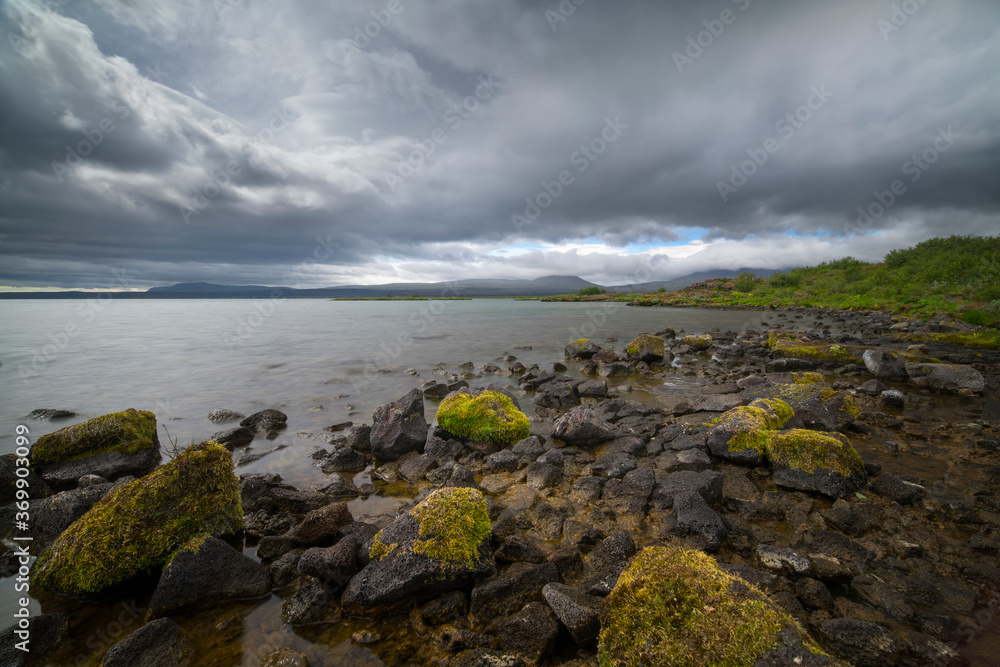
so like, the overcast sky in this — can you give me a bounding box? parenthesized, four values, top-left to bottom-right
(1, 0, 998, 290)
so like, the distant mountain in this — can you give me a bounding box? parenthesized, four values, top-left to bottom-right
(0, 271, 783, 299)
(604, 268, 784, 294)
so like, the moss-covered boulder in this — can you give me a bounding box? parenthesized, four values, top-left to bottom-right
(768, 335, 864, 364)
(767, 429, 867, 498)
(677, 333, 713, 351)
(741, 383, 861, 433)
(598, 547, 828, 666)
(436, 390, 529, 446)
(31, 441, 242, 596)
(625, 334, 666, 362)
(30, 409, 161, 488)
(341, 487, 495, 615)
(705, 399, 793, 466)
(565, 339, 601, 359)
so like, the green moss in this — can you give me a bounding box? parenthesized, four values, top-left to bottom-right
(568, 338, 590, 353)
(748, 398, 794, 429)
(625, 334, 665, 357)
(370, 488, 490, 571)
(766, 429, 864, 477)
(168, 533, 209, 565)
(436, 391, 529, 446)
(769, 337, 863, 363)
(718, 406, 773, 455)
(892, 331, 1000, 350)
(31, 408, 157, 465)
(31, 441, 242, 596)
(793, 372, 825, 385)
(841, 394, 860, 419)
(599, 547, 814, 666)
(369, 534, 398, 561)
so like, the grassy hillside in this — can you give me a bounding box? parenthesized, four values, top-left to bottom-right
(544, 235, 1000, 324)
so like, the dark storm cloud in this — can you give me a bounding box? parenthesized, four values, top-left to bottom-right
(0, 0, 998, 288)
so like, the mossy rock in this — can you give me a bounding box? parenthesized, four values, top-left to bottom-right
(793, 372, 825, 385)
(625, 334, 666, 362)
(343, 487, 495, 615)
(767, 429, 867, 498)
(768, 337, 863, 364)
(436, 390, 529, 446)
(31, 408, 157, 465)
(677, 333, 713, 351)
(31, 441, 242, 596)
(706, 400, 793, 466)
(598, 546, 827, 666)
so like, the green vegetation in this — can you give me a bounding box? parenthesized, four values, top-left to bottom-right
(577, 286, 607, 295)
(716, 400, 794, 456)
(31, 409, 157, 465)
(538, 236, 1000, 327)
(599, 547, 823, 666)
(766, 429, 864, 477)
(370, 487, 490, 571)
(31, 441, 242, 596)
(625, 333, 665, 358)
(436, 390, 530, 446)
(331, 295, 428, 301)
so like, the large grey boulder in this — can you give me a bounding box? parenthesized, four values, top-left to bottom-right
(905, 363, 984, 393)
(369, 389, 428, 461)
(862, 349, 908, 381)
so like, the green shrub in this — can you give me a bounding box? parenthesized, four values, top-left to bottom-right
(734, 272, 757, 293)
(577, 286, 606, 296)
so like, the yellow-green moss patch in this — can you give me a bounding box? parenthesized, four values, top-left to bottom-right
(599, 546, 815, 666)
(747, 398, 794, 429)
(31, 408, 157, 465)
(793, 372, 825, 385)
(568, 339, 591, 354)
(766, 429, 864, 477)
(767, 336, 864, 363)
(31, 441, 242, 596)
(717, 406, 774, 455)
(625, 334, 665, 358)
(436, 391, 529, 446)
(370, 488, 490, 571)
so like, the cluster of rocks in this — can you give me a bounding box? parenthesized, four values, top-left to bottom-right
(4, 307, 999, 666)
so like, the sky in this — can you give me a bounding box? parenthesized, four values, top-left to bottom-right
(0, 0, 998, 291)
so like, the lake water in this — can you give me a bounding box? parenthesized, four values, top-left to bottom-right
(0, 298, 767, 660)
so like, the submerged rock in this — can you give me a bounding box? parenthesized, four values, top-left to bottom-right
(437, 390, 530, 446)
(599, 547, 825, 665)
(102, 617, 193, 667)
(31, 441, 242, 596)
(27, 408, 76, 421)
(240, 409, 288, 431)
(342, 487, 495, 615)
(209, 426, 255, 450)
(207, 408, 244, 423)
(370, 389, 428, 461)
(29, 409, 161, 488)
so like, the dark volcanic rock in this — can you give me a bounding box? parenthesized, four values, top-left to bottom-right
(102, 618, 193, 667)
(526, 462, 562, 489)
(297, 535, 360, 591)
(817, 618, 896, 667)
(370, 389, 428, 461)
(240, 409, 287, 431)
(282, 576, 335, 625)
(552, 406, 615, 448)
(35, 448, 160, 490)
(209, 426, 255, 450)
(288, 502, 353, 546)
(584, 531, 635, 585)
(0, 454, 53, 503)
(148, 537, 270, 617)
(542, 582, 600, 645)
(27, 409, 76, 421)
(469, 562, 560, 629)
(870, 472, 925, 505)
(671, 491, 727, 553)
(565, 340, 601, 359)
(601, 468, 655, 516)
(905, 362, 985, 393)
(492, 602, 559, 663)
(650, 470, 723, 510)
(318, 446, 367, 473)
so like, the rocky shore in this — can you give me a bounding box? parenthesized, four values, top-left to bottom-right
(2, 307, 999, 666)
